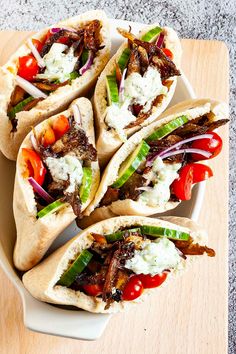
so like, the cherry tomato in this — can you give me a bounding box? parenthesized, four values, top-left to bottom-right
(41, 126, 56, 147)
(122, 276, 144, 301)
(138, 272, 168, 289)
(162, 48, 173, 60)
(18, 55, 39, 81)
(52, 115, 70, 139)
(191, 132, 223, 161)
(83, 284, 103, 297)
(171, 164, 194, 200)
(32, 38, 43, 53)
(190, 163, 213, 184)
(22, 148, 46, 186)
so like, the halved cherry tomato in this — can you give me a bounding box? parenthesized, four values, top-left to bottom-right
(162, 48, 173, 60)
(41, 126, 56, 147)
(191, 131, 223, 161)
(83, 284, 103, 297)
(22, 148, 46, 186)
(122, 275, 144, 301)
(18, 55, 39, 81)
(171, 164, 194, 200)
(32, 38, 43, 53)
(190, 163, 213, 184)
(138, 272, 168, 289)
(52, 115, 70, 139)
(171, 163, 214, 200)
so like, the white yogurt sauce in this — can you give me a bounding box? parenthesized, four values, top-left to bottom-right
(36, 43, 77, 83)
(125, 238, 181, 276)
(46, 155, 83, 194)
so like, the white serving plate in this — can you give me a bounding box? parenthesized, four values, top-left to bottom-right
(0, 18, 203, 341)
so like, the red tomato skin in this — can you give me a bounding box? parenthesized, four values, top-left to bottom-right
(162, 48, 173, 60)
(122, 276, 144, 301)
(191, 132, 223, 161)
(32, 38, 43, 53)
(171, 164, 194, 201)
(138, 273, 168, 289)
(52, 115, 70, 139)
(18, 55, 39, 81)
(41, 127, 56, 147)
(189, 163, 213, 184)
(83, 284, 103, 297)
(22, 148, 46, 186)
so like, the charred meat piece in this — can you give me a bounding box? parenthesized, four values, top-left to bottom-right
(84, 20, 101, 52)
(40, 29, 81, 57)
(62, 190, 82, 218)
(127, 47, 141, 76)
(119, 172, 147, 201)
(46, 179, 69, 198)
(100, 187, 120, 207)
(102, 242, 135, 307)
(151, 52, 180, 81)
(50, 122, 97, 161)
(9, 86, 25, 106)
(174, 237, 215, 257)
(33, 80, 69, 92)
(138, 46, 149, 75)
(205, 119, 229, 131)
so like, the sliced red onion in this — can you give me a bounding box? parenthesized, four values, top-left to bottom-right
(79, 51, 94, 75)
(28, 177, 54, 203)
(30, 133, 39, 152)
(27, 39, 45, 68)
(160, 148, 212, 160)
(119, 68, 127, 103)
(156, 33, 164, 48)
(16, 75, 47, 99)
(50, 27, 77, 33)
(159, 134, 213, 157)
(72, 104, 81, 125)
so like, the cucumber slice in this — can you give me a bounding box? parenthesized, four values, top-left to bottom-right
(79, 167, 92, 204)
(146, 115, 189, 142)
(57, 249, 93, 287)
(117, 48, 131, 71)
(106, 75, 119, 105)
(37, 200, 65, 218)
(112, 140, 150, 188)
(105, 228, 141, 243)
(81, 49, 89, 66)
(141, 26, 162, 42)
(8, 96, 35, 120)
(141, 225, 190, 241)
(69, 71, 80, 81)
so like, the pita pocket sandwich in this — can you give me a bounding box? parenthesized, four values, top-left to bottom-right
(23, 216, 215, 313)
(78, 99, 229, 229)
(0, 10, 110, 160)
(13, 97, 100, 271)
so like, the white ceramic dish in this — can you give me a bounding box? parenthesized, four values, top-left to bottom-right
(0, 18, 202, 341)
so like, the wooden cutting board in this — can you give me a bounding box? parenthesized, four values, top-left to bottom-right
(0, 32, 229, 354)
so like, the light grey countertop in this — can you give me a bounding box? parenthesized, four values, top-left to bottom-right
(0, 0, 235, 351)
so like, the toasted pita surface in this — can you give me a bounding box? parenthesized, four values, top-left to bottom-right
(94, 24, 182, 166)
(78, 98, 229, 229)
(0, 10, 111, 160)
(13, 97, 100, 271)
(23, 215, 207, 313)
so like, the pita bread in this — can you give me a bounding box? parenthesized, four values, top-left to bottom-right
(23, 215, 209, 313)
(78, 98, 229, 229)
(0, 10, 111, 161)
(13, 97, 100, 271)
(94, 25, 182, 166)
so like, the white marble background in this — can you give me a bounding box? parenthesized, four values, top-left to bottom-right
(0, 0, 235, 351)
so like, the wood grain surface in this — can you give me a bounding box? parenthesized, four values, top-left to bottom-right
(0, 32, 229, 354)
